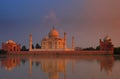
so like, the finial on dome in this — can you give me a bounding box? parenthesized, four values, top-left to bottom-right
(53, 26, 55, 30)
(29, 32, 32, 37)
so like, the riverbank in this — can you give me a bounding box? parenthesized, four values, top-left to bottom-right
(6, 50, 113, 55)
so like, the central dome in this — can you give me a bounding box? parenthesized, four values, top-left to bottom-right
(49, 27, 59, 38)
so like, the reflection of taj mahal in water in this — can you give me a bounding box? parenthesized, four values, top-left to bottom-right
(0, 56, 115, 79)
(29, 27, 75, 51)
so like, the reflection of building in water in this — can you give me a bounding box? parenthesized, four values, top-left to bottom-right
(100, 36, 114, 51)
(29, 27, 75, 51)
(29, 58, 68, 79)
(2, 40, 21, 52)
(41, 60, 67, 79)
(1, 58, 20, 71)
(99, 56, 114, 75)
(28, 56, 115, 78)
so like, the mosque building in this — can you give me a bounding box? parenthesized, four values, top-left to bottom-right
(2, 40, 21, 52)
(100, 36, 114, 51)
(29, 27, 75, 51)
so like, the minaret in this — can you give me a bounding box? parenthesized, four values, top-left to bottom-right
(72, 36, 74, 49)
(29, 34, 32, 51)
(64, 32, 67, 49)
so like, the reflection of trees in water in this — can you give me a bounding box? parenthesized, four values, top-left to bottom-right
(35, 62, 40, 67)
(114, 56, 120, 61)
(21, 59, 26, 65)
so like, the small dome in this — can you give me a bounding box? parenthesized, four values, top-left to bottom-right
(42, 36, 48, 41)
(104, 36, 111, 41)
(45, 36, 48, 39)
(49, 27, 59, 38)
(6, 40, 16, 44)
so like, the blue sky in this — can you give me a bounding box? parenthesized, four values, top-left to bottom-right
(0, 0, 120, 48)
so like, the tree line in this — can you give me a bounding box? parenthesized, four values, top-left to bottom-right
(21, 43, 41, 51)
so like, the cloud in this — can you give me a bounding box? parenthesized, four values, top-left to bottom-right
(43, 11, 61, 27)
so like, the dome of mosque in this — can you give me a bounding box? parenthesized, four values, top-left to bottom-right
(6, 40, 16, 44)
(49, 27, 59, 38)
(104, 36, 111, 41)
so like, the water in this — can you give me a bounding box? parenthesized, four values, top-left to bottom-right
(0, 55, 120, 79)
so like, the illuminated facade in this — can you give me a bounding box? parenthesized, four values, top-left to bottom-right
(100, 36, 114, 51)
(29, 27, 75, 51)
(2, 40, 21, 52)
(41, 27, 66, 49)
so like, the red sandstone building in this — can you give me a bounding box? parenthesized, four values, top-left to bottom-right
(100, 36, 114, 51)
(2, 40, 21, 52)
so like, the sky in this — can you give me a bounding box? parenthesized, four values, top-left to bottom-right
(0, 0, 120, 48)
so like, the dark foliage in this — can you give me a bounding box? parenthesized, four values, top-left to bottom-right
(0, 50, 7, 54)
(96, 46, 100, 50)
(21, 45, 29, 51)
(32, 44, 34, 49)
(35, 43, 41, 49)
(114, 47, 120, 55)
(83, 47, 96, 50)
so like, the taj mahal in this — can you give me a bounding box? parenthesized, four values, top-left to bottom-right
(1, 26, 114, 54)
(29, 27, 75, 51)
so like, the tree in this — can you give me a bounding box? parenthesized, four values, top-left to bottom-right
(83, 47, 95, 50)
(96, 46, 100, 50)
(21, 45, 28, 51)
(35, 43, 41, 49)
(0, 50, 7, 54)
(114, 47, 120, 54)
(32, 44, 34, 49)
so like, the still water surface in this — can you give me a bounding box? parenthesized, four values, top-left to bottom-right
(0, 55, 120, 79)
